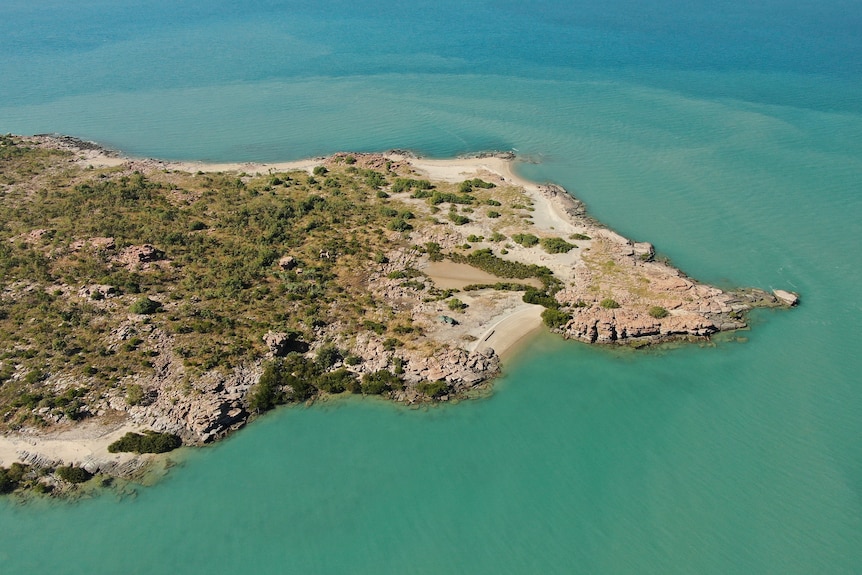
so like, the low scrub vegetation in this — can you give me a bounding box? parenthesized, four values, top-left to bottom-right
(108, 431, 182, 454)
(540, 237, 576, 254)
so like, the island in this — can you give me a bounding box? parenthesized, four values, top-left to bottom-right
(0, 135, 797, 495)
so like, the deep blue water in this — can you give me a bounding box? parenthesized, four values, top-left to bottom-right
(1, 1, 861, 573)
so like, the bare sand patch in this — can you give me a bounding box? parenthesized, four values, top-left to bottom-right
(0, 420, 145, 468)
(424, 261, 542, 290)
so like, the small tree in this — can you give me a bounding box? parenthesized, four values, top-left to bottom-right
(541, 308, 572, 329)
(512, 233, 539, 247)
(540, 237, 576, 254)
(56, 466, 92, 484)
(130, 297, 161, 315)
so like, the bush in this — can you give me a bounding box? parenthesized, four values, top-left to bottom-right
(315, 343, 343, 370)
(487, 210, 501, 218)
(541, 308, 572, 329)
(313, 166, 328, 176)
(418, 380, 449, 398)
(600, 299, 620, 309)
(447, 298, 466, 311)
(570, 233, 591, 240)
(448, 213, 470, 226)
(540, 237, 576, 254)
(648, 306, 669, 319)
(523, 289, 558, 308)
(388, 218, 413, 232)
(126, 384, 144, 406)
(0, 463, 29, 494)
(107, 431, 182, 454)
(55, 466, 93, 484)
(512, 233, 539, 247)
(382, 337, 401, 350)
(316, 369, 356, 394)
(130, 297, 161, 315)
(456, 249, 553, 281)
(361, 370, 402, 395)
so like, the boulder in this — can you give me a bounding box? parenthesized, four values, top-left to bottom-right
(277, 255, 297, 270)
(773, 289, 799, 306)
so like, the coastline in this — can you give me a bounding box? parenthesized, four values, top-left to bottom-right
(0, 135, 797, 485)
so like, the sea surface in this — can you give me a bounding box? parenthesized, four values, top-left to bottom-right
(1, 1, 861, 573)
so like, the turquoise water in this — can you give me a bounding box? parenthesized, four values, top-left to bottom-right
(2, 1, 861, 572)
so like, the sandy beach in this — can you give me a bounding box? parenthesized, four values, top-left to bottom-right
(0, 420, 145, 469)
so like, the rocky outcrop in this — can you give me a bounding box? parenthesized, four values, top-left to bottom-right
(342, 332, 500, 394)
(277, 255, 298, 270)
(124, 365, 258, 444)
(78, 284, 118, 299)
(70, 236, 116, 251)
(773, 289, 799, 306)
(564, 308, 718, 343)
(116, 244, 166, 270)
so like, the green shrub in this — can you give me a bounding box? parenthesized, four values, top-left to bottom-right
(448, 213, 470, 225)
(512, 233, 539, 247)
(316, 369, 355, 394)
(388, 218, 413, 232)
(55, 466, 93, 484)
(363, 170, 387, 189)
(315, 343, 343, 370)
(570, 233, 591, 240)
(0, 463, 29, 494)
(382, 337, 402, 350)
(541, 308, 572, 329)
(540, 237, 576, 254)
(125, 384, 144, 406)
(418, 380, 449, 398)
(130, 297, 161, 315)
(447, 298, 466, 311)
(600, 299, 620, 309)
(648, 306, 669, 319)
(487, 210, 501, 218)
(453, 249, 553, 281)
(361, 370, 402, 395)
(107, 431, 182, 454)
(391, 178, 432, 193)
(429, 191, 474, 205)
(523, 289, 558, 308)
(372, 252, 388, 264)
(313, 166, 328, 176)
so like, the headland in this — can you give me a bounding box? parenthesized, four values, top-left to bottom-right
(0, 135, 796, 494)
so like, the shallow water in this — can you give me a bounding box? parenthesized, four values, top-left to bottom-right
(1, 1, 861, 572)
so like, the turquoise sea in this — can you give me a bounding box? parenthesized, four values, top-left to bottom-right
(2, 1, 861, 572)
